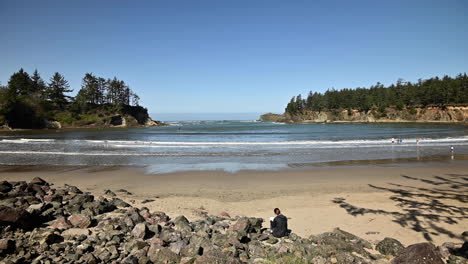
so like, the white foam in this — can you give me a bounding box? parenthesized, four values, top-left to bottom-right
(1, 136, 467, 147)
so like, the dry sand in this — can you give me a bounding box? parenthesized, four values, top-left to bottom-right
(1, 165, 467, 246)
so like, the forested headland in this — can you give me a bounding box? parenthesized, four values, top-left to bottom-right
(0, 68, 161, 129)
(262, 73, 468, 123)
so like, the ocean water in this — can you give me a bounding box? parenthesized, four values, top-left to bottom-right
(0, 121, 467, 173)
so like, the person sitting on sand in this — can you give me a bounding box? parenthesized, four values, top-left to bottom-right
(270, 208, 289, 238)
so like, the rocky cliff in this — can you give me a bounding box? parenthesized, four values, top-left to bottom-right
(262, 106, 468, 123)
(0, 105, 165, 130)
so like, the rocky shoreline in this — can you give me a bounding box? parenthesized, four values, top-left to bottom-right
(0, 178, 466, 264)
(0, 117, 166, 131)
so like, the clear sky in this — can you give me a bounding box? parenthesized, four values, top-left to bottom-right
(1, 0, 467, 119)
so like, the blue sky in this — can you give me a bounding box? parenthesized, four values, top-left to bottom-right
(1, 0, 467, 119)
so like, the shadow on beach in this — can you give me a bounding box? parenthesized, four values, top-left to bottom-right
(333, 173, 468, 242)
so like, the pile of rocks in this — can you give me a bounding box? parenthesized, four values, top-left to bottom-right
(0, 178, 466, 264)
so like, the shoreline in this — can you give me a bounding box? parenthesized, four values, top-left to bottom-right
(1, 164, 466, 246)
(0, 154, 466, 173)
(260, 120, 468, 124)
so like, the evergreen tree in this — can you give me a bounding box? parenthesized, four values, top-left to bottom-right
(31, 69, 47, 98)
(285, 73, 468, 115)
(96, 77, 108, 105)
(7, 68, 32, 96)
(47, 72, 72, 108)
(79, 73, 99, 104)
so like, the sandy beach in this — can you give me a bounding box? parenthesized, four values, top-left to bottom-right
(1, 164, 467, 246)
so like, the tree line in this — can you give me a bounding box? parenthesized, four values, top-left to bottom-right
(0, 68, 141, 128)
(285, 73, 468, 114)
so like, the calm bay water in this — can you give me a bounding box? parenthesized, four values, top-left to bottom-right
(0, 121, 467, 173)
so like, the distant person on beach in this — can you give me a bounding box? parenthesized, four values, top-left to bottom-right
(451, 146, 454, 153)
(270, 208, 289, 238)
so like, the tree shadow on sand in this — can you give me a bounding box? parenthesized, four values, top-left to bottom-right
(333, 173, 468, 242)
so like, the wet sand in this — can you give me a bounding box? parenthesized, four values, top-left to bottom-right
(1, 165, 467, 246)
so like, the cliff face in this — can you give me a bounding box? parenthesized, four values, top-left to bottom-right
(269, 106, 468, 123)
(258, 113, 285, 122)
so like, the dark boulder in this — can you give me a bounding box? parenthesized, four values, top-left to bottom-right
(110, 198, 131, 208)
(173, 215, 192, 232)
(43, 233, 64, 245)
(228, 217, 263, 234)
(392, 243, 444, 264)
(25, 183, 44, 195)
(104, 189, 116, 197)
(0, 181, 12, 193)
(65, 184, 83, 194)
(30, 177, 48, 186)
(0, 205, 33, 229)
(376, 237, 405, 256)
(69, 194, 95, 206)
(90, 199, 117, 215)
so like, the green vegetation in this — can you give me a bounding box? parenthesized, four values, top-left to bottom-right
(285, 73, 468, 115)
(0, 68, 149, 129)
(265, 254, 309, 264)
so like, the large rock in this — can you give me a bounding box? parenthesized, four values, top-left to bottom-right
(62, 228, 91, 238)
(89, 199, 117, 215)
(66, 185, 83, 194)
(0, 181, 12, 193)
(195, 247, 242, 264)
(308, 229, 372, 261)
(49, 216, 72, 229)
(392, 243, 444, 264)
(376, 237, 405, 256)
(30, 177, 48, 185)
(68, 214, 92, 228)
(0, 205, 33, 229)
(148, 247, 181, 263)
(132, 223, 148, 239)
(104, 189, 116, 197)
(81, 253, 98, 264)
(111, 198, 131, 208)
(69, 194, 94, 206)
(169, 240, 187, 255)
(173, 215, 192, 232)
(228, 217, 263, 234)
